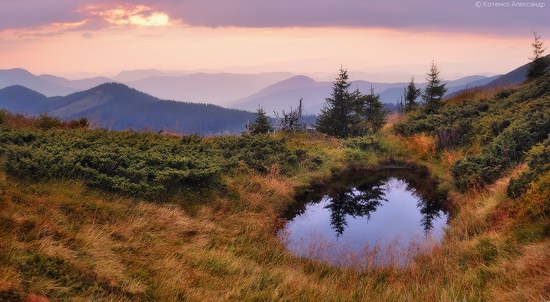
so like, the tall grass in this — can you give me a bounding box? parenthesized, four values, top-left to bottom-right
(1, 130, 547, 301)
(1, 77, 550, 301)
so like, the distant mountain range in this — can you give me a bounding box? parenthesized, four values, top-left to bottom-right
(378, 75, 498, 105)
(231, 75, 500, 115)
(0, 69, 293, 106)
(125, 72, 294, 105)
(444, 56, 550, 98)
(112, 69, 188, 82)
(478, 54, 550, 89)
(0, 84, 255, 135)
(0, 59, 539, 133)
(0, 69, 78, 97)
(0, 68, 512, 116)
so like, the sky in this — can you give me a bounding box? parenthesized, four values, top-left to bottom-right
(0, 0, 549, 81)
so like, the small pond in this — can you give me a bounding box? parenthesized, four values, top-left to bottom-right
(278, 167, 449, 268)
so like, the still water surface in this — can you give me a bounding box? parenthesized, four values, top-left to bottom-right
(279, 168, 449, 268)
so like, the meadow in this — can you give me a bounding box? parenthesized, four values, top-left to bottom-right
(0, 75, 549, 301)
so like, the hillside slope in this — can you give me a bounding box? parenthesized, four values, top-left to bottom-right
(0, 83, 255, 134)
(478, 54, 550, 89)
(0, 75, 548, 302)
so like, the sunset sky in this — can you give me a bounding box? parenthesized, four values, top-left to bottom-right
(1, 0, 548, 80)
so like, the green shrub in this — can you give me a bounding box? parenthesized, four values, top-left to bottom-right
(36, 113, 62, 130)
(0, 130, 304, 199)
(495, 89, 516, 100)
(452, 104, 550, 191)
(507, 137, 550, 198)
(344, 136, 381, 151)
(214, 135, 301, 174)
(67, 118, 89, 129)
(1, 130, 224, 198)
(0, 110, 8, 125)
(395, 75, 550, 192)
(394, 101, 488, 136)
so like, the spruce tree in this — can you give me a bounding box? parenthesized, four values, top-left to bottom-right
(422, 61, 447, 111)
(526, 32, 549, 81)
(404, 76, 421, 112)
(316, 68, 359, 138)
(361, 87, 387, 133)
(246, 106, 273, 134)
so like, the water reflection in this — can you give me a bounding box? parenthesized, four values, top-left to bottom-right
(280, 168, 449, 267)
(326, 179, 387, 236)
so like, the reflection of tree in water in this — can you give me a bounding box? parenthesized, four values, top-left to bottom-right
(418, 199, 445, 233)
(325, 178, 388, 236)
(394, 178, 446, 234)
(384, 176, 447, 234)
(285, 168, 449, 238)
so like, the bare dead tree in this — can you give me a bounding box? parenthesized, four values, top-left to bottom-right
(274, 98, 305, 132)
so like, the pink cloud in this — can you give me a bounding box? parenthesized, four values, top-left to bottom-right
(0, 0, 547, 36)
(81, 4, 171, 27)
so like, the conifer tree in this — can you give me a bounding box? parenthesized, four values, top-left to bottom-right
(526, 32, 549, 81)
(422, 61, 447, 111)
(246, 106, 273, 134)
(404, 76, 421, 112)
(361, 87, 387, 133)
(316, 68, 359, 138)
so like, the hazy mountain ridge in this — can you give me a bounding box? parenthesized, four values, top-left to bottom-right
(0, 62, 532, 121)
(0, 68, 294, 105)
(0, 69, 78, 97)
(113, 69, 187, 82)
(0, 83, 255, 134)
(479, 54, 550, 89)
(380, 75, 499, 103)
(39, 74, 113, 90)
(125, 72, 294, 105)
(232, 74, 500, 115)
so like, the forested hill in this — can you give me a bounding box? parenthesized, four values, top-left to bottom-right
(0, 83, 256, 135)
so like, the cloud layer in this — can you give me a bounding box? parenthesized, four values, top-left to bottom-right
(1, 0, 548, 34)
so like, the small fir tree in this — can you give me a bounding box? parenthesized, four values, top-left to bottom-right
(404, 76, 421, 112)
(526, 32, 549, 81)
(316, 68, 360, 138)
(422, 61, 447, 111)
(246, 106, 273, 134)
(360, 87, 387, 133)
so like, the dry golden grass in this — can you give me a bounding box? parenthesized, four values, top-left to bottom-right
(384, 112, 404, 128)
(490, 240, 550, 302)
(446, 84, 514, 105)
(440, 149, 465, 171)
(397, 133, 437, 161)
(0, 133, 548, 301)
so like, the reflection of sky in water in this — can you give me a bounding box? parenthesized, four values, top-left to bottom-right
(279, 177, 448, 267)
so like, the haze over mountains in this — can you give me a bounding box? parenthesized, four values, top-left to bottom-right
(0, 69, 293, 105)
(125, 72, 294, 105)
(0, 84, 254, 135)
(0, 68, 506, 113)
(0, 58, 536, 134)
(231, 74, 501, 115)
